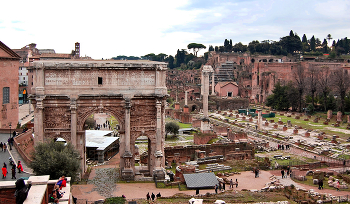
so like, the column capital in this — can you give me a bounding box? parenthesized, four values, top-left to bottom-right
(36, 99, 44, 110)
(125, 99, 131, 109)
(70, 99, 77, 112)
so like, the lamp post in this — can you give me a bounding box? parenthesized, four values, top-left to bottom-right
(9, 124, 11, 138)
(9, 124, 12, 150)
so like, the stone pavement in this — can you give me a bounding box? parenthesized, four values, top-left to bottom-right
(0, 133, 32, 181)
(8, 145, 33, 175)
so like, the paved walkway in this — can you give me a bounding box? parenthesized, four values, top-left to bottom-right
(0, 133, 32, 181)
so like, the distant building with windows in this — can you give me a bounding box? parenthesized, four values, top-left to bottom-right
(0, 41, 20, 128)
(215, 81, 239, 97)
(19, 66, 28, 86)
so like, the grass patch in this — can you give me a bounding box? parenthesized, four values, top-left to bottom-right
(275, 114, 349, 139)
(165, 136, 180, 142)
(178, 122, 192, 129)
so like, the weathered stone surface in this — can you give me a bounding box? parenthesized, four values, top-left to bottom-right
(31, 60, 168, 180)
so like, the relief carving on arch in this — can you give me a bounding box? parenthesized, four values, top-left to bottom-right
(44, 107, 71, 129)
(130, 100, 156, 132)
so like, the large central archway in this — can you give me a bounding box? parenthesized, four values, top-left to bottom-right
(30, 60, 167, 180)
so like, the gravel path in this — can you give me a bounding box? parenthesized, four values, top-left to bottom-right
(87, 168, 119, 198)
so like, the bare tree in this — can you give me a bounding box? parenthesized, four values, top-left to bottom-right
(331, 68, 350, 113)
(318, 66, 331, 111)
(307, 66, 319, 107)
(292, 63, 306, 112)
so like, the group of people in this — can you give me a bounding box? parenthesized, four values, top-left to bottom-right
(277, 144, 290, 150)
(2, 160, 23, 179)
(214, 179, 238, 194)
(0, 142, 8, 152)
(146, 192, 161, 202)
(280, 166, 291, 179)
(49, 176, 67, 203)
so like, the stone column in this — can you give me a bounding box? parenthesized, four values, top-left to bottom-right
(124, 99, 131, 153)
(257, 109, 262, 130)
(70, 99, 77, 147)
(202, 65, 212, 118)
(211, 73, 215, 95)
(185, 91, 188, 106)
(155, 100, 162, 152)
(34, 99, 44, 143)
(122, 98, 133, 180)
(203, 72, 209, 117)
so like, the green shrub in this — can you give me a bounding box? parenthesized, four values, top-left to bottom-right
(104, 197, 126, 204)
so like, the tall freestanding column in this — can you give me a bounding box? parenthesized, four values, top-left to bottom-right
(201, 65, 213, 132)
(211, 73, 215, 95)
(185, 91, 188, 106)
(257, 109, 262, 130)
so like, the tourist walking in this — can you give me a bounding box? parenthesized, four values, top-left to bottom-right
(2, 164, 7, 179)
(3, 143, 7, 152)
(235, 179, 238, 188)
(17, 161, 23, 173)
(281, 169, 285, 179)
(318, 179, 323, 190)
(0, 142, 3, 151)
(11, 164, 16, 179)
(146, 192, 150, 201)
(230, 179, 234, 189)
(151, 192, 155, 201)
(215, 184, 218, 194)
(336, 180, 340, 191)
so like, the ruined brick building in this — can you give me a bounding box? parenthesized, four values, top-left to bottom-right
(167, 51, 350, 107)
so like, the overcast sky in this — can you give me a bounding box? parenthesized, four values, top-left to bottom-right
(1, 0, 349, 59)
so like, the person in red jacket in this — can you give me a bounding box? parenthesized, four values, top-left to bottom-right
(56, 176, 67, 190)
(17, 161, 23, 173)
(2, 164, 7, 179)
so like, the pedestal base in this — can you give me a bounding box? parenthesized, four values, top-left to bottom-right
(153, 168, 166, 180)
(121, 168, 134, 181)
(200, 118, 211, 133)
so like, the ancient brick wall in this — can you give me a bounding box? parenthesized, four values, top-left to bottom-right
(164, 143, 254, 161)
(179, 113, 192, 124)
(228, 131, 248, 141)
(194, 133, 217, 145)
(213, 126, 228, 135)
(0, 188, 16, 204)
(192, 119, 201, 128)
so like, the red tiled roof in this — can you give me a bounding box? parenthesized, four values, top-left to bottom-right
(217, 81, 238, 88)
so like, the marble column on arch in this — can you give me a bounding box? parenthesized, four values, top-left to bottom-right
(34, 98, 44, 143)
(70, 99, 77, 147)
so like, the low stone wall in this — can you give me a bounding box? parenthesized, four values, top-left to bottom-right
(165, 143, 255, 162)
(194, 133, 217, 145)
(13, 129, 34, 164)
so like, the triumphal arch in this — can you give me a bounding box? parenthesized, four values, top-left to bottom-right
(31, 60, 167, 180)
